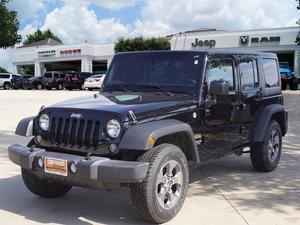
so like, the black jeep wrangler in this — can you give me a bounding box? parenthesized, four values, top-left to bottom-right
(8, 50, 288, 224)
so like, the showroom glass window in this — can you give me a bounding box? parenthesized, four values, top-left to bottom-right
(262, 59, 280, 88)
(240, 59, 259, 91)
(207, 58, 235, 92)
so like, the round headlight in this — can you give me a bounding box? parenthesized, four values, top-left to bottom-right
(39, 114, 49, 131)
(106, 119, 121, 138)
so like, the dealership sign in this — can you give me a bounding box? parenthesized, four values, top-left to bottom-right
(60, 49, 82, 56)
(38, 50, 56, 57)
(191, 38, 216, 48)
(239, 35, 281, 46)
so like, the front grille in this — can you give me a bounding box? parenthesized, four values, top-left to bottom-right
(49, 117, 102, 149)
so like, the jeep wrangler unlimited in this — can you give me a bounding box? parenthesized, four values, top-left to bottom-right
(8, 50, 288, 224)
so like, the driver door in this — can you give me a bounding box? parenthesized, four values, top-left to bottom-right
(198, 56, 241, 160)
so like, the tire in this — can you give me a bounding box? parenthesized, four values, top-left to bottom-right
(289, 78, 298, 90)
(130, 144, 189, 224)
(36, 84, 42, 90)
(21, 169, 72, 198)
(3, 82, 10, 90)
(281, 80, 287, 90)
(250, 120, 282, 172)
(57, 83, 63, 90)
(21, 139, 72, 198)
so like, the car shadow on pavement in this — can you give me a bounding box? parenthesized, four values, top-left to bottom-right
(0, 174, 150, 225)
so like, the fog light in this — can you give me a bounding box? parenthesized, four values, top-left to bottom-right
(37, 158, 44, 168)
(70, 162, 77, 174)
(109, 143, 118, 154)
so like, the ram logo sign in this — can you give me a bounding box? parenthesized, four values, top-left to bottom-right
(239, 36, 249, 46)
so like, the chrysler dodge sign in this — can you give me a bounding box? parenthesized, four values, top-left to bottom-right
(38, 50, 56, 57)
(240, 35, 281, 46)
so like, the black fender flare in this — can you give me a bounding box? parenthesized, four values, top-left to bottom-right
(119, 119, 200, 164)
(15, 116, 35, 137)
(251, 104, 287, 142)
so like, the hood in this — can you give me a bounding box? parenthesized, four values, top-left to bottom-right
(44, 92, 197, 122)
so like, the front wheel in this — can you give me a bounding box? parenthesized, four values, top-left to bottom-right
(21, 169, 72, 198)
(21, 139, 72, 197)
(36, 84, 42, 90)
(130, 144, 189, 224)
(250, 120, 282, 172)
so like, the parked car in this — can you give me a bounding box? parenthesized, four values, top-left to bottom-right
(42, 71, 66, 90)
(64, 72, 93, 90)
(83, 74, 105, 91)
(9, 50, 288, 224)
(279, 62, 298, 90)
(11, 75, 34, 89)
(0, 73, 19, 89)
(26, 76, 43, 90)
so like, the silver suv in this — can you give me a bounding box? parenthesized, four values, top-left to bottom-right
(0, 73, 19, 89)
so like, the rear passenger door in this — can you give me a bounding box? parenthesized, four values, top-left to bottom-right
(237, 56, 263, 142)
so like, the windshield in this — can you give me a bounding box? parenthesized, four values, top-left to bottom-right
(102, 52, 204, 96)
(279, 63, 289, 69)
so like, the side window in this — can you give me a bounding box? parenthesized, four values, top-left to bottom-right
(239, 58, 259, 91)
(0, 75, 10, 79)
(60, 73, 65, 78)
(262, 58, 280, 88)
(54, 73, 59, 78)
(207, 58, 235, 92)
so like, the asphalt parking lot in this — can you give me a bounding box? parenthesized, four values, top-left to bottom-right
(0, 89, 299, 225)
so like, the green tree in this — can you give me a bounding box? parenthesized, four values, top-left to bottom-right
(23, 28, 62, 45)
(0, 66, 8, 73)
(115, 37, 170, 53)
(0, 0, 21, 48)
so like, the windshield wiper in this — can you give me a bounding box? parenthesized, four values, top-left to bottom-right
(105, 83, 130, 92)
(140, 84, 174, 96)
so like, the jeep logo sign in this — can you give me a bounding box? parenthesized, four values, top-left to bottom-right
(70, 113, 82, 119)
(191, 38, 216, 48)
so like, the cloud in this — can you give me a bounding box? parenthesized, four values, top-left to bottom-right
(7, 0, 44, 20)
(0, 49, 14, 72)
(42, 3, 130, 44)
(62, 0, 138, 11)
(132, 0, 299, 37)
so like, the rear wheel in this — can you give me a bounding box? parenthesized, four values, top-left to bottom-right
(3, 82, 10, 90)
(289, 78, 298, 90)
(21, 139, 72, 198)
(251, 120, 282, 172)
(281, 79, 287, 90)
(36, 84, 42, 90)
(130, 144, 189, 224)
(57, 83, 63, 90)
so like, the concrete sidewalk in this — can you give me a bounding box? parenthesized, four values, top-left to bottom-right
(0, 90, 299, 225)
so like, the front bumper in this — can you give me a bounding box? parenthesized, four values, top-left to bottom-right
(8, 144, 149, 187)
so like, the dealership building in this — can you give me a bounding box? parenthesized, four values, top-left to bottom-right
(12, 26, 300, 77)
(12, 39, 114, 76)
(171, 26, 300, 77)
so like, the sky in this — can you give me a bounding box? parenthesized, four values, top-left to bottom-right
(0, 0, 299, 71)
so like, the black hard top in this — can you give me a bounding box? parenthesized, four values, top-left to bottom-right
(117, 50, 277, 58)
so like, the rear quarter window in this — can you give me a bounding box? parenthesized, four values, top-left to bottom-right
(0, 75, 10, 79)
(262, 58, 280, 88)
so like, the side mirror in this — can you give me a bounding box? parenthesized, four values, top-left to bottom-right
(210, 80, 230, 96)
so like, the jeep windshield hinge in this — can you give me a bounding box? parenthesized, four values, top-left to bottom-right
(128, 110, 137, 123)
